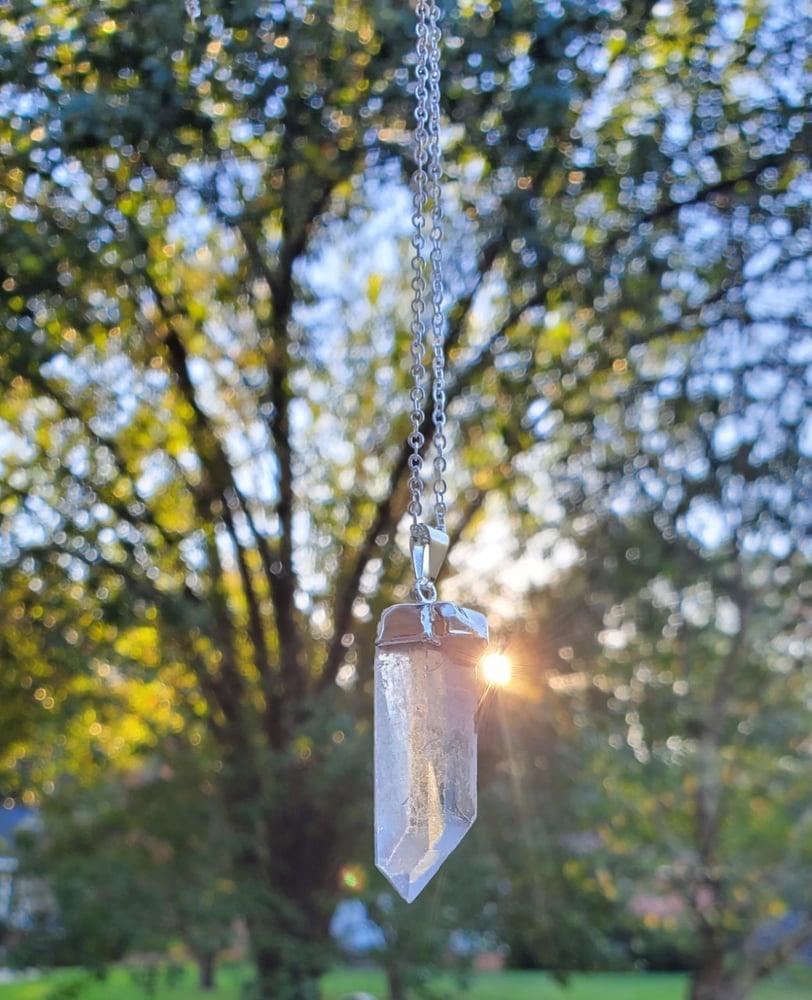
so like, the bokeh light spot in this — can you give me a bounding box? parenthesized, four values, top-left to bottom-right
(339, 864, 366, 892)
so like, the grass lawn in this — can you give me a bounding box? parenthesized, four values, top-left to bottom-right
(0, 965, 810, 1000)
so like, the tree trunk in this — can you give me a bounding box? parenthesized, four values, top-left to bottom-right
(251, 940, 322, 1000)
(689, 949, 747, 1000)
(212, 750, 328, 1000)
(384, 956, 407, 1000)
(197, 951, 216, 991)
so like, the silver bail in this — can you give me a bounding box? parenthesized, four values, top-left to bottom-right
(410, 524, 449, 588)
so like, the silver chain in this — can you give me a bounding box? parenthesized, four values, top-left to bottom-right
(408, 0, 448, 536)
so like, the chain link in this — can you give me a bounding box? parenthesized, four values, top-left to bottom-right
(408, 0, 448, 534)
(407, 1, 429, 526)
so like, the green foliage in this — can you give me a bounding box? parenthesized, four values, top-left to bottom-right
(530, 429, 812, 993)
(10, 751, 237, 972)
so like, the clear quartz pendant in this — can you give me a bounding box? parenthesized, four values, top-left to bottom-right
(374, 602, 488, 902)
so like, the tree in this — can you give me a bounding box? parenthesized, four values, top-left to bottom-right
(463, 596, 631, 977)
(14, 746, 238, 989)
(528, 197, 812, 996)
(544, 518, 811, 1000)
(1, 1, 809, 997)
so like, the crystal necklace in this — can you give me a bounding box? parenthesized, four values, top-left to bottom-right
(373, 0, 490, 904)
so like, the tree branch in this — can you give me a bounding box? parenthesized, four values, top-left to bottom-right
(749, 919, 812, 987)
(141, 286, 283, 718)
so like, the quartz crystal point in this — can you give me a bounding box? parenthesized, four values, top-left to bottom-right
(374, 602, 488, 902)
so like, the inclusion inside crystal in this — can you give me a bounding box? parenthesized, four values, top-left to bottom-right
(374, 609, 484, 903)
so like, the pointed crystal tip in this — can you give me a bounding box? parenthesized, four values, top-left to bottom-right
(376, 811, 475, 903)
